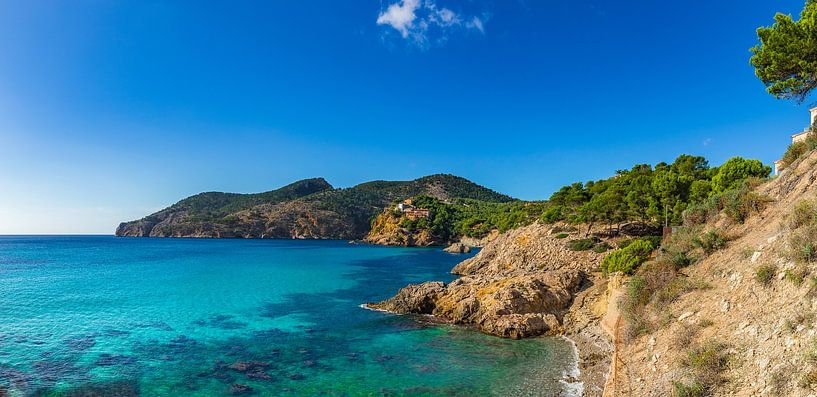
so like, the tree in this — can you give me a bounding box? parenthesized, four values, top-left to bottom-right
(711, 157, 771, 194)
(750, 1, 817, 102)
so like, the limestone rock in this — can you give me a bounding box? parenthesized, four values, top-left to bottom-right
(444, 243, 471, 254)
(367, 281, 445, 314)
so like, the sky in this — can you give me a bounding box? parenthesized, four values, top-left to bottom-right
(0, 0, 812, 234)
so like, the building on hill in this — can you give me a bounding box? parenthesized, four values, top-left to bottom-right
(396, 199, 416, 212)
(404, 208, 430, 220)
(775, 107, 817, 176)
(395, 199, 430, 220)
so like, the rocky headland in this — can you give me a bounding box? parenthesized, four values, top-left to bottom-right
(368, 223, 621, 394)
(363, 208, 442, 247)
(116, 174, 513, 240)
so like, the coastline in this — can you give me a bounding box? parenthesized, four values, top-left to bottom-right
(561, 274, 616, 397)
(559, 335, 584, 397)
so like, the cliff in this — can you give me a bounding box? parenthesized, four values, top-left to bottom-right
(116, 174, 513, 239)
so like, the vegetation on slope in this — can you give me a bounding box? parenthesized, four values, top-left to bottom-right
(117, 174, 514, 239)
(367, 195, 547, 245)
(373, 155, 773, 246)
(542, 155, 771, 228)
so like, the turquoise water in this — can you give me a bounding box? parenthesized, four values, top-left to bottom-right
(0, 236, 577, 396)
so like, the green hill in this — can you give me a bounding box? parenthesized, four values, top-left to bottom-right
(115, 174, 513, 239)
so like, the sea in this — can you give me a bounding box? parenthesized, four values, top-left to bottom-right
(0, 236, 579, 396)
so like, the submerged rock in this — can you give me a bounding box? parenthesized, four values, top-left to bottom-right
(228, 383, 253, 395)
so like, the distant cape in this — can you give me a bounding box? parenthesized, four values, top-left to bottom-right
(115, 174, 513, 239)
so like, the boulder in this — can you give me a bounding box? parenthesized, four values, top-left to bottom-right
(367, 281, 445, 314)
(443, 243, 471, 254)
(370, 269, 584, 338)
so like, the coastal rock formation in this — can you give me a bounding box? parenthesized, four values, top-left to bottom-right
(116, 175, 513, 240)
(370, 223, 605, 339)
(364, 209, 442, 247)
(452, 224, 605, 276)
(443, 243, 471, 253)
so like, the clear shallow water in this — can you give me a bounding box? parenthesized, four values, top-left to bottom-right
(0, 236, 577, 396)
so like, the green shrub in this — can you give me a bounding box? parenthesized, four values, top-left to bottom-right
(755, 263, 777, 286)
(804, 338, 817, 364)
(621, 276, 652, 340)
(619, 262, 707, 341)
(567, 237, 599, 251)
(592, 242, 612, 253)
(693, 230, 726, 254)
(670, 251, 695, 268)
(683, 197, 720, 226)
(643, 235, 663, 249)
(600, 239, 655, 274)
(782, 141, 808, 170)
(780, 131, 817, 171)
(719, 185, 774, 223)
(680, 340, 730, 393)
(790, 200, 817, 229)
(619, 236, 661, 249)
(790, 225, 817, 263)
(661, 226, 702, 256)
(540, 205, 566, 223)
(618, 238, 636, 249)
(672, 381, 705, 397)
(555, 233, 569, 239)
(711, 157, 771, 194)
(785, 266, 809, 285)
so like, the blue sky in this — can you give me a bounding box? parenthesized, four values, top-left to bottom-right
(0, 0, 811, 234)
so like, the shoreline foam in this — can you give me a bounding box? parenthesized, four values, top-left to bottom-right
(560, 335, 585, 397)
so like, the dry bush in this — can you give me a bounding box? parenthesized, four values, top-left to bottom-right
(683, 340, 730, 386)
(789, 225, 817, 263)
(789, 199, 817, 229)
(755, 263, 777, 287)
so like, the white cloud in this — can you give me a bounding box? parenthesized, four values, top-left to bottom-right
(466, 16, 484, 33)
(376, 0, 421, 38)
(376, 0, 485, 46)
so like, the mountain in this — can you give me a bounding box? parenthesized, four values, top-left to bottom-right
(115, 174, 514, 239)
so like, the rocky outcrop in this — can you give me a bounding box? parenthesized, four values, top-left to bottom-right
(452, 224, 605, 277)
(370, 270, 583, 338)
(370, 222, 606, 339)
(364, 209, 443, 247)
(443, 243, 471, 253)
(458, 230, 501, 248)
